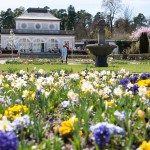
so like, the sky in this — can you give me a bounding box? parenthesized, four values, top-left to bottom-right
(0, 0, 149, 18)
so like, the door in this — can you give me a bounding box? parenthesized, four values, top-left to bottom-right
(41, 43, 44, 52)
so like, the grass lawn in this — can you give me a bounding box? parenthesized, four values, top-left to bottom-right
(0, 60, 150, 73)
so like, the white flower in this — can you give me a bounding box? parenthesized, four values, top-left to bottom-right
(46, 76, 54, 85)
(114, 110, 126, 120)
(69, 73, 79, 80)
(67, 90, 79, 102)
(127, 83, 133, 89)
(109, 78, 116, 86)
(81, 81, 95, 93)
(119, 68, 126, 74)
(102, 75, 107, 81)
(124, 90, 133, 97)
(138, 86, 147, 97)
(60, 69, 65, 75)
(38, 69, 45, 74)
(0, 116, 13, 132)
(22, 90, 29, 98)
(61, 101, 70, 108)
(100, 70, 107, 76)
(114, 87, 123, 97)
(12, 115, 33, 131)
(103, 86, 112, 94)
(19, 70, 25, 75)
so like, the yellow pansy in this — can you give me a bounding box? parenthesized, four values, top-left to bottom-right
(139, 141, 150, 150)
(59, 119, 74, 135)
(4, 105, 28, 120)
(137, 79, 150, 87)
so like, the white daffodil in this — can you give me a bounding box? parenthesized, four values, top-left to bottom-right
(19, 70, 25, 75)
(114, 87, 123, 97)
(67, 90, 79, 102)
(0, 116, 13, 132)
(81, 81, 95, 93)
(138, 86, 147, 97)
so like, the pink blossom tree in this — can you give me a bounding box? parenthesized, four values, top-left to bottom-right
(130, 27, 150, 40)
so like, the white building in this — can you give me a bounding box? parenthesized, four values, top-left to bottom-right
(1, 8, 75, 52)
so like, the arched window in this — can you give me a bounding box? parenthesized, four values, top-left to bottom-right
(33, 38, 45, 52)
(17, 38, 31, 51)
(47, 39, 59, 50)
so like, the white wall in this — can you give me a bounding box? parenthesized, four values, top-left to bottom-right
(1, 34, 75, 52)
(16, 20, 60, 30)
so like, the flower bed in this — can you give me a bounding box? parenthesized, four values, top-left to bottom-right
(0, 68, 150, 150)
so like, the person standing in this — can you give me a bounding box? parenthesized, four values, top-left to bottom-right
(65, 44, 70, 64)
(61, 45, 67, 64)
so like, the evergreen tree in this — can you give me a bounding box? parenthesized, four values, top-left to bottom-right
(66, 5, 76, 30)
(139, 32, 149, 53)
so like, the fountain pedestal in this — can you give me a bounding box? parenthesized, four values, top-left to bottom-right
(86, 20, 116, 67)
(96, 55, 108, 67)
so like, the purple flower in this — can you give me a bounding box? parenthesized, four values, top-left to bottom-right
(114, 110, 126, 121)
(120, 78, 129, 85)
(36, 90, 41, 96)
(0, 131, 18, 150)
(90, 122, 125, 148)
(140, 73, 147, 80)
(12, 115, 33, 131)
(112, 126, 125, 135)
(119, 78, 128, 88)
(132, 84, 139, 94)
(147, 73, 150, 78)
(94, 125, 111, 147)
(129, 75, 138, 83)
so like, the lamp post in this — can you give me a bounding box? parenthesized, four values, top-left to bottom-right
(9, 29, 15, 60)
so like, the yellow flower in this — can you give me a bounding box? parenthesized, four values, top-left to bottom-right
(137, 79, 150, 87)
(104, 94, 109, 99)
(59, 126, 72, 135)
(53, 125, 59, 132)
(4, 105, 28, 120)
(12, 114, 21, 120)
(3, 84, 9, 88)
(31, 92, 36, 100)
(59, 119, 74, 135)
(146, 90, 150, 98)
(79, 130, 83, 136)
(138, 110, 145, 121)
(139, 141, 150, 150)
(0, 114, 2, 119)
(104, 100, 115, 107)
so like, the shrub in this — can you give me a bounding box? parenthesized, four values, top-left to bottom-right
(115, 40, 132, 54)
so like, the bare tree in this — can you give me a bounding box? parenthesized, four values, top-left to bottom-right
(102, 0, 122, 34)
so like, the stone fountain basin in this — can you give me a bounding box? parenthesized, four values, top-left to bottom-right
(86, 44, 117, 56)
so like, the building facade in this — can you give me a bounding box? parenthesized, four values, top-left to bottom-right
(1, 8, 75, 53)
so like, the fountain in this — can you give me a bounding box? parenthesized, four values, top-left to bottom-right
(86, 20, 116, 67)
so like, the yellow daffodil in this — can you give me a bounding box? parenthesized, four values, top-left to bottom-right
(0, 114, 2, 119)
(138, 110, 145, 121)
(146, 90, 150, 98)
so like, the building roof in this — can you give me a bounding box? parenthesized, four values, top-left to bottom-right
(15, 8, 61, 21)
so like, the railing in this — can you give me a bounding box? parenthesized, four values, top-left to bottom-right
(1, 29, 75, 35)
